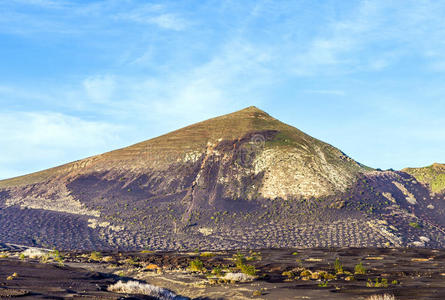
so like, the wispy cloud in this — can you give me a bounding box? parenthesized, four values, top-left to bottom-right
(83, 75, 116, 104)
(0, 111, 124, 179)
(147, 13, 188, 30)
(113, 3, 188, 30)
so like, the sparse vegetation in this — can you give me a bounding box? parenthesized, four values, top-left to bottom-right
(102, 256, 114, 262)
(6, 272, 18, 281)
(367, 278, 389, 288)
(141, 250, 154, 254)
(403, 163, 445, 194)
(89, 251, 103, 261)
(334, 257, 343, 274)
(409, 222, 421, 229)
(188, 258, 204, 272)
(252, 288, 266, 296)
(211, 266, 222, 277)
(318, 281, 328, 287)
(355, 262, 366, 274)
(366, 294, 395, 300)
(234, 253, 258, 276)
(200, 252, 215, 257)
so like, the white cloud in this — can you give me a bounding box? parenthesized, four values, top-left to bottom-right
(114, 4, 188, 31)
(0, 111, 124, 179)
(285, 0, 445, 75)
(147, 14, 188, 31)
(83, 75, 116, 104)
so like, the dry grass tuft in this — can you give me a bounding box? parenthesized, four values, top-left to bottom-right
(223, 272, 255, 282)
(366, 294, 395, 300)
(107, 280, 186, 300)
(21, 248, 49, 259)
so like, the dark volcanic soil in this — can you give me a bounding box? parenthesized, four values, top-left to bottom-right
(2, 247, 445, 299)
(0, 259, 123, 299)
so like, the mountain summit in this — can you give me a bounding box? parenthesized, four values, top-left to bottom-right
(0, 107, 444, 250)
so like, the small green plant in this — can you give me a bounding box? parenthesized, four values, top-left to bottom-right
(89, 251, 102, 261)
(140, 250, 154, 254)
(211, 266, 222, 277)
(409, 222, 421, 229)
(292, 251, 298, 256)
(125, 257, 138, 265)
(19, 253, 25, 260)
(354, 262, 366, 275)
(282, 270, 294, 279)
(334, 258, 343, 274)
(233, 253, 257, 276)
(252, 288, 266, 296)
(391, 280, 399, 285)
(239, 263, 257, 276)
(6, 272, 18, 281)
(318, 281, 328, 287)
(200, 252, 215, 257)
(51, 249, 64, 265)
(367, 278, 388, 288)
(188, 258, 204, 272)
(40, 254, 49, 263)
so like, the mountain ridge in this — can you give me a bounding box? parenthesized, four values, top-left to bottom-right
(0, 107, 444, 250)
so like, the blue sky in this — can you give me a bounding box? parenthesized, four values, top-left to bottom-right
(1, 0, 444, 179)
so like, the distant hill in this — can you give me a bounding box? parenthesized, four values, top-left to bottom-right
(0, 107, 444, 250)
(403, 163, 445, 194)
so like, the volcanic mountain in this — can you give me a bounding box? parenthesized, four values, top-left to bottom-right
(0, 107, 444, 250)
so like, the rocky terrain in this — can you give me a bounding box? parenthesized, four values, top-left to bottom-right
(0, 106, 444, 250)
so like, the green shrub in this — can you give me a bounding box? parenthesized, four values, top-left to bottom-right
(354, 262, 366, 275)
(409, 222, 421, 229)
(140, 250, 154, 254)
(89, 251, 102, 261)
(334, 258, 343, 274)
(188, 258, 204, 272)
(367, 278, 388, 288)
(233, 252, 257, 276)
(211, 266, 222, 277)
(318, 281, 328, 287)
(239, 263, 257, 276)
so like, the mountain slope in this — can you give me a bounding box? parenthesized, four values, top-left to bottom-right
(403, 163, 445, 194)
(0, 107, 444, 250)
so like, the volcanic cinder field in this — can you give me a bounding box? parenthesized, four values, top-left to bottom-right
(2, 245, 445, 299)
